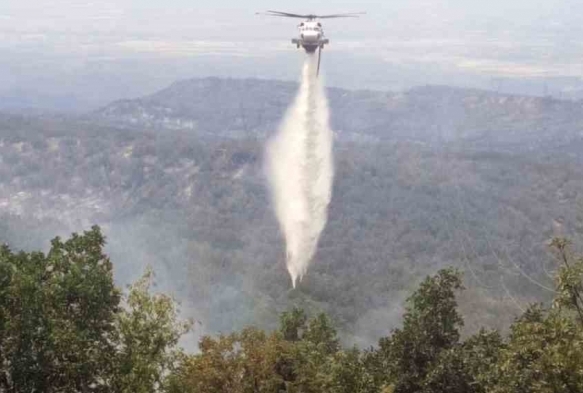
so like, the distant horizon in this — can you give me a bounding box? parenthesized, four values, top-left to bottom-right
(2, 1, 583, 112)
(1, 71, 580, 116)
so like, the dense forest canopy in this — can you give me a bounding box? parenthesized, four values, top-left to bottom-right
(1, 228, 582, 392)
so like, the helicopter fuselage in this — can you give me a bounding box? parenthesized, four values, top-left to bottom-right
(291, 20, 329, 53)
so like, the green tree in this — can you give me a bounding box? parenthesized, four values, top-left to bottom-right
(323, 347, 378, 393)
(167, 310, 367, 393)
(0, 226, 120, 392)
(550, 238, 583, 324)
(461, 329, 504, 392)
(110, 268, 192, 393)
(303, 313, 340, 355)
(280, 307, 308, 342)
(377, 268, 465, 393)
(0, 227, 190, 393)
(166, 328, 289, 393)
(489, 306, 583, 393)
(485, 239, 583, 393)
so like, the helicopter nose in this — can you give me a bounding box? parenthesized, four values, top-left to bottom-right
(303, 31, 320, 42)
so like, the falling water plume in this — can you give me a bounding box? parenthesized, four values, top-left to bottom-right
(266, 54, 334, 288)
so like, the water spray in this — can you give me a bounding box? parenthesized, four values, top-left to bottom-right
(266, 54, 334, 288)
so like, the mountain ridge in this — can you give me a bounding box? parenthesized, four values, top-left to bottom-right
(92, 78, 583, 151)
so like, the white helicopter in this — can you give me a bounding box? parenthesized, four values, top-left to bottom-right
(256, 10, 365, 75)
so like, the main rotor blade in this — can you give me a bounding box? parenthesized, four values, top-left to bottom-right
(262, 10, 310, 18)
(257, 11, 366, 19)
(255, 10, 366, 20)
(255, 12, 303, 18)
(318, 12, 366, 19)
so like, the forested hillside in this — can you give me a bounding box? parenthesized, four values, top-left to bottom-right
(1, 80, 582, 343)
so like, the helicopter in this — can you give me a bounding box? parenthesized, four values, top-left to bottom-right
(256, 10, 365, 75)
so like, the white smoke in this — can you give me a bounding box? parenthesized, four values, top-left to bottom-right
(266, 54, 334, 288)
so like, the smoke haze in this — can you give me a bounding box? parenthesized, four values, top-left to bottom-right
(266, 54, 334, 288)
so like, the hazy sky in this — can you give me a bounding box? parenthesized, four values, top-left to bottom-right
(2, 0, 580, 35)
(2, 1, 583, 110)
